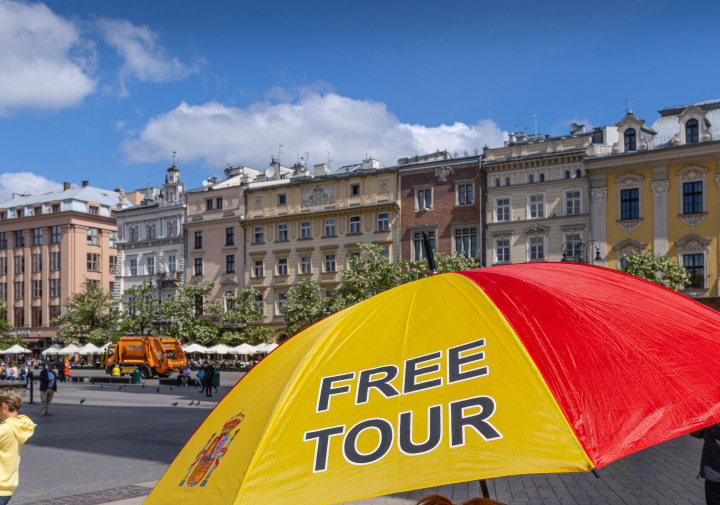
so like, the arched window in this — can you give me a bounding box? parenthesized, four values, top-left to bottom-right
(505, 177, 510, 186)
(624, 129, 637, 151)
(539, 173, 545, 182)
(529, 174, 534, 184)
(576, 169, 582, 178)
(167, 190, 174, 202)
(565, 170, 570, 179)
(166, 220, 175, 237)
(495, 178, 500, 188)
(686, 119, 699, 143)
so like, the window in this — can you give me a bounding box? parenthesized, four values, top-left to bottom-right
(193, 295, 203, 316)
(0, 212, 5, 221)
(0, 233, 5, 249)
(539, 173, 545, 182)
(324, 218, 335, 237)
(109, 256, 117, 274)
(33, 228, 42, 245)
(14, 282, 23, 299)
(206, 199, 213, 211)
(377, 212, 389, 232)
(565, 233, 582, 259)
(14, 307, 24, 327)
(0, 283, 6, 300)
(529, 194, 545, 219)
(620, 189, 639, 220)
(325, 254, 336, 272)
(0, 258, 5, 275)
(684, 253, 704, 289)
(576, 169, 582, 178)
(495, 239, 511, 263)
(277, 258, 288, 276)
(254, 294, 264, 315)
(458, 184, 473, 205)
(168, 255, 176, 272)
(51, 252, 60, 271)
(254, 226, 264, 243)
(624, 128, 637, 151)
(216, 197, 223, 209)
(89, 206, 99, 215)
(50, 305, 60, 322)
(277, 223, 288, 241)
(194, 231, 202, 249)
(52, 204, 60, 213)
(300, 221, 311, 239)
(349, 216, 361, 234)
(146, 223, 156, 240)
(278, 194, 286, 205)
(129, 259, 137, 276)
(51, 226, 61, 243)
(87, 227, 98, 245)
(87, 253, 99, 271)
(277, 293, 287, 315)
(16, 231, 24, 248)
(505, 177, 510, 186)
(300, 256, 311, 274)
(565, 191, 581, 216)
(455, 228, 477, 258)
(686, 119, 699, 143)
(14, 256, 23, 274)
(32, 307, 42, 327)
(146, 257, 154, 275)
(166, 221, 175, 237)
(225, 227, 235, 246)
(226, 255, 235, 273)
(496, 198, 510, 222)
(351, 184, 360, 196)
(417, 188, 432, 210)
(194, 258, 203, 276)
(109, 281, 114, 293)
(380, 249, 389, 263)
(529, 174, 534, 184)
(413, 231, 435, 262)
(32, 280, 41, 298)
(565, 170, 570, 179)
(50, 279, 61, 298)
(225, 291, 235, 311)
(495, 179, 500, 188)
(32, 254, 41, 272)
(109, 231, 117, 248)
(16, 209, 23, 218)
(528, 236, 545, 261)
(128, 226, 138, 242)
(683, 182, 703, 214)
(253, 260, 263, 277)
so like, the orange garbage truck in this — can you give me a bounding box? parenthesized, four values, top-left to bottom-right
(104, 336, 186, 379)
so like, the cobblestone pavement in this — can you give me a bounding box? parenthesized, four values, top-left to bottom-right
(13, 381, 709, 505)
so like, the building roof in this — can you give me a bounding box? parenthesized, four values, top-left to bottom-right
(658, 99, 720, 117)
(0, 185, 125, 210)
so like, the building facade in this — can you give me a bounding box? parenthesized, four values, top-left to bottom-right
(114, 165, 186, 309)
(484, 126, 617, 265)
(0, 181, 123, 346)
(243, 159, 400, 334)
(399, 152, 483, 265)
(587, 100, 720, 298)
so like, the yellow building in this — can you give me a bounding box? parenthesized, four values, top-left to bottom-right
(587, 100, 720, 298)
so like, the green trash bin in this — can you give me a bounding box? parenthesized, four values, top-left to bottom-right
(212, 371, 220, 388)
(132, 367, 141, 384)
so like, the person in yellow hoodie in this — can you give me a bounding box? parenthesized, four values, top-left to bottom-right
(0, 388, 35, 504)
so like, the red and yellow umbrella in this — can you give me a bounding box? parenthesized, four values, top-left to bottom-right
(146, 263, 720, 505)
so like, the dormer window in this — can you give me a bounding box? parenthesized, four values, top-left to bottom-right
(0, 212, 6, 220)
(89, 206, 99, 216)
(33, 207, 41, 216)
(16, 209, 23, 218)
(52, 204, 60, 213)
(624, 129, 637, 151)
(686, 119, 699, 143)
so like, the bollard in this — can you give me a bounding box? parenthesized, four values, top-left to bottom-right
(28, 371, 35, 404)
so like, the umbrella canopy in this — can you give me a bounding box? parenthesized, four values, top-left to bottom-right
(183, 343, 208, 354)
(231, 343, 256, 355)
(1, 344, 31, 354)
(57, 344, 81, 355)
(264, 343, 278, 352)
(206, 344, 232, 354)
(41, 345, 62, 356)
(97, 343, 111, 353)
(147, 264, 720, 505)
(76, 343, 101, 354)
(252, 342, 271, 353)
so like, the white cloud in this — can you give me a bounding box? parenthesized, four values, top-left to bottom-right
(0, 172, 63, 203)
(97, 18, 198, 97)
(0, 0, 97, 116)
(122, 92, 508, 169)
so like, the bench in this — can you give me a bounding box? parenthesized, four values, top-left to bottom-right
(89, 376, 132, 384)
(69, 376, 91, 383)
(0, 380, 27, 390)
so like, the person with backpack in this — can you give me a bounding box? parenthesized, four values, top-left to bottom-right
(201, 363, 215, 397)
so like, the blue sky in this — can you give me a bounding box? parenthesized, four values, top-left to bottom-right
(1, 0, 719, 200)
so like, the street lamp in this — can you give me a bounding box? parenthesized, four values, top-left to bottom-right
(561, 240, 604, 264)
(148, 271, 169, 334)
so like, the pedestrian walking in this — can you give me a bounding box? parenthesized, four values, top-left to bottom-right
(55, 359, 65, 383)
(0, 388, 35, 504)
(692, 423, 720, 505)
(63, 357, 71, 380)
(38, 363, 57, 417)
(202, 363, 215, 397)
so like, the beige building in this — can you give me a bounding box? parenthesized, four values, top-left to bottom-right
(184, 166, 261, 306)
(484, 126, 617, 265)
(243, 159, 400, 335)
(0, 181, 123, 348)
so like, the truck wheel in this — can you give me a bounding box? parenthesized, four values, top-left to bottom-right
(140, 366, 152, 379)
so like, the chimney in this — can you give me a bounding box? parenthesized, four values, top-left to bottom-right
(362, 158, 380, 170)
(314, 163, 327, 177)
(63, 182, 71, 191)
(82, 181, 89, 187)
(12, 194, 21, 199)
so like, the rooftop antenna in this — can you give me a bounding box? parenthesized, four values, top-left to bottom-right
(625, 98, 637, 114)
(277, 144, 283, 165)
(533, 115, 537, 137)
(172, 150, 177, 166)
(326, 151, 333, 170)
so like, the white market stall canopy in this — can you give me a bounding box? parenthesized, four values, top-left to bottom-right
(231, 343, 257, 355)
(57, 344, 81, 355)
(183, 343, 208, 354)
(77, 343, 101, 354)
(41, 345, 62, 356)
(1, 344, 32, 354)
(206, 344, 232, 354)
(98, 343, 111, 353)
(254, 342, 278, 353)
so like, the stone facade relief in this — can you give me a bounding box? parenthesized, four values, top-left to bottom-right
(302, 185, 336, 207)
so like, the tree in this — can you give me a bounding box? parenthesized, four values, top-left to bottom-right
(207, 287, 272, 344)
(282, 279, 332, 336)
(400, 251, 480, 283)
(0, 299, 19, 348)
(162, 282, 218, 345)
(622, 250, 690, 291)
(118, 281, 159, 336)
(54, 280, 120, 344)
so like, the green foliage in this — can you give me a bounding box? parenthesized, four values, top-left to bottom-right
(207, 287, 270, 344)
(621, 250, 690, 291)
(54, 280, 120, 344)
(0, 299, 19, 348)
(400, 251, 480, 283)
(118, 281, 159, 336)
(162, 282, 218, 345)
(282, 279, 332, 336)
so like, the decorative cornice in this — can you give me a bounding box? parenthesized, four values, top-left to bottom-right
(679, 213, 708, 231)
(675, 233, 712, 251)
(617, 218, 643, 235)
